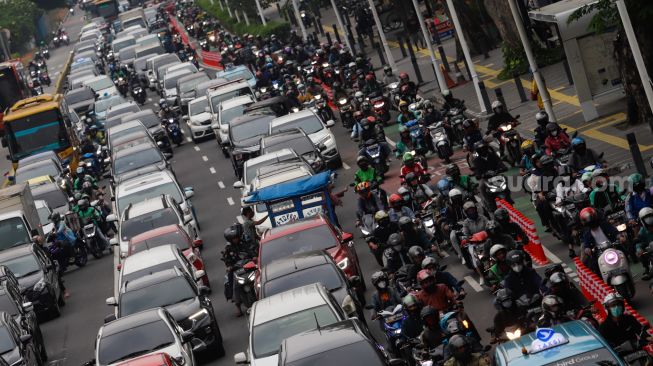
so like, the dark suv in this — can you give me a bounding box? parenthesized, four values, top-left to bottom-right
(106, 267, 224, 356)
(0, 312, 41, 366)
(259, 129, 326, 173)
(228, 114, 275, 178)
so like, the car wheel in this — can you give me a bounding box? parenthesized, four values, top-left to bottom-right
(355, 261, 366, 291)
(331, 155, 343, 169)
(212, 330, 225, 358)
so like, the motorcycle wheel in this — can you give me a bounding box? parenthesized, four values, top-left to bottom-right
(75, 245, 88, 267)
(90, 239, 103, 259)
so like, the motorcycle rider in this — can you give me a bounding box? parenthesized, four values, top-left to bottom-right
(491, 288, 525, 342)
(487, 101, 517, 141)
(534, 111, 550, 147)
(401, 153, 427, 179)
(404, 172, 435, 201)
(400, 294, 425, 339)
(400, 217, 440, 256)
(442, 90, 464, 111)
(503, 250, 546, 299)
(383, 233, 410, 274)
(422, 256, 466, 296)
(472, 140, 507, 213)
(354, 156, 383, 186)
(569, 137, 606, 171)
(446, 164, 476, 195)
(397, 100, 417, 124)
(518, 139, 537, 175)
(415, 269, 457, 313)
(544, 122, 571, 156)
(537, 295, 572, 327)
(444, 334, 489, 366)
(462, 119, 483, 151)
(355, 181, 386, 225)
(587, 169, 623, 212)
(388, 193, 416, 223)
(486, 245, 511, 290)
(382, 65, 398, 85)
(599, 293, 651, 348)
(579, 207, 623, 274)
(77, 198, 109, 249)
(221, 225, 257, 317)
(370, 271, 402, 320)
(494, 208, 527, 247)
(527, 154, 558, 233)
(395, 126, 416, 158)
(367, 210, 398, 266)
(554, 165, 587, 205)
(420, 305, 445, 349)
(398, 72, 417, 101)
(362, 74, 382, 96)
(73, 167, 97, 192)
(625, 173, 652, 224)
(458, 201, 488, 265)
(49, 212, 75, 267)
(635, 207, 653, 280)
(546, 270, 588, 313)
(296, 83, 313, 104)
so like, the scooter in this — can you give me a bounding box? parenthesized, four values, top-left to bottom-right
(131, 85, 146, 105)
(429, 121, 453, 163)
(359, 139, 388, 177)
(338, 97, 355, 129)
(80, 216, 105, 259)
(377, 304, 406, 355)
(447, 105, 466, 146)
(358, 213, 376, 236)
(233, 259, 257, 308)
(596, 240, 635, 300)
(164, 117, 183, 146)
(38, 70, 51, 86)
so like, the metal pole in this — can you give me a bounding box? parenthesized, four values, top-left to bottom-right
(410, 0, 447, 93)
(406, 37, 424, 84)
(225, 0, 233, 18)
(616, 0, 653, 124)
(330, 0, 352, 51)
(218, 0, 223, 10)
(292, 0, 308, 42)
(445, 0, 486, 112)
(627, 133, 648, 178)
(508, 0, 555, 121)
(243, 10, 250, 26)
(234, 8, 241, 22)
(254, 0, 266, 25)
(365, 0, 396, 73)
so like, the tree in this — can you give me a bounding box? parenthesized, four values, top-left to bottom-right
(31, 0, 67, 10)
(483, 0, 520, 49)
(0, 0, 42, 53)
(569, 1, 653, 125)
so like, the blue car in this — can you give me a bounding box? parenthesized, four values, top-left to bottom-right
(215, 64, 256, 88)
(494, 321, 627, 366)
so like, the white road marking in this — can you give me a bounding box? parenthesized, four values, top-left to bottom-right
(194, 146, 200, 151)
(218, 181, 225, 189)
(342, 162, 350, 170)
(147, 98, 153, 102)
(572, 277, 580, 283)
(210, 167, 216, 174)
(541, 245, 562, 264)
(440, 251, 449, 258)
(202, 155, 208, 161)
(186, 137, 192, 142)
(563, 267, 573, 273)
(227, 197, 235, 206)
(385, 136, 396, 148)
(464, 276, 484, 292)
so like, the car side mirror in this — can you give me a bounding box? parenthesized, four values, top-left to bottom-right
(19, 334, 32, 345)
(325, 119, 335, 128)
(342, 232, 353, 242)
(234, 352, 249, 365)
(192, 239, 202, 248)
(194, 270, 206, 280)
(198, 286, 210, 295)
(204, 106, 210, 113)
(318, 143, 327, 151)
(180, 330, 194, 343)
(105, 297, 117, 306)
(182, 115, 189, 121)
(106, 214, 117, 223)
(184, 189, 194, 199)
(233, 181, 244, 189)
(348, 275, 361, 286)
(21, 302, 33, 313)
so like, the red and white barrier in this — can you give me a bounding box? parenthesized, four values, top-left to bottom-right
(495, 198, 549, 265)
(168, 14, 223, 71)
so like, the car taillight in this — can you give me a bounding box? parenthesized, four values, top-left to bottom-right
(193, 239, 202, 247)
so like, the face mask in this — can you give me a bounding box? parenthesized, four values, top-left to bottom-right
(511, 264, 524, 273)
(551, 131, 558, 137)
(467, 211, 478, 220)
(502, 300, 513, 309)
(393, 245, 403, 252)
(609, 305, 624, 317)
(377, 281, 387, 289)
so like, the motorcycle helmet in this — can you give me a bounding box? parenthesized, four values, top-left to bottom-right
(436, 178, 452, 196)
(579, 207, 597, 226)
(73, 192, 82, 201)
(383, 65, 392, 75)
(398, 186, 411, 202)
(549, 271, 569, 290)
(398, 125, 409, 136)
(417, 269, 434, 286)
(420, 305, 439, 327)
(374, 210, 389, 222)
(494, 288, 514, 310)
(402, 294, 419, 313)
(388, 193, 403, 207)
(50, 212, 61, 223)
(387, 233, 404, 251)
(78, 199, 89, 210)
(398, 100, 408, 110)
(76, 166, 84, 175)
(371, 271, 388, 289)
(546, 122, 559, 136)
(489, 244, 506, 259)
(493, 208, 510, 224)
(355, 181, 372, 198)
(442, 89, 451, 98)
(421, 256, 438, 271)
(399, 72, 408, 81)
(359, 117, 371, 130)
(535, 110, 549, 126)
(640, 207, 653, 227)
(356, 155, 370, 168)
(485, 220, 499, 236)
(448, 188, 463, 204)
(361, 101, 371, 112)
(407, 246, 425, 264)
(462, 119, 474, 131)
(506, 250, 525, 273)
(448, 334, 471, 362)
(491, 100, 503, 113)
(520, 139, 534, 151)
(542, 295, 564, 318)
(398, 216, 412, 230)
(445, 164, 460, 177)
(364, 138, 377, 147)
(571, 137, 585, 149)
(629, 173, 645, 192)
(365, 74, 374, 82)
(404, 172, 418, 187)
(402, 152, 415, 165)
(603, 293, 625, 318)
(462, 201, 476, 212)
(223, 227, 239, 241)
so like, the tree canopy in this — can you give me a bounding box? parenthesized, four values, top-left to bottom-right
(0, 0, 42, 52)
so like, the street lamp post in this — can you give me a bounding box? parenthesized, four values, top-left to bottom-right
(254, 0, 266, 25)
(507, 0, 556, 121)
(445, 0, 486, 112)
(329, 0, 352, 52)
(365, 0, 397, 72)
(291, 0, 308, 41)
(409, 0, 448, 93)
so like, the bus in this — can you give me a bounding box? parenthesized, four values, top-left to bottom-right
(89, 0, 119, 19)
(0, 60, 31, 134)
(1, 94, 80, 170)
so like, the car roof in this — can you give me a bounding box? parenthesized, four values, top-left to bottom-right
(270, 109, 316, 127)
(122, 109, 157, 122)
(262, 129, 310, 146)
(30, 182, 63, 197)
(109, 120, 146, 134)
(263, 215, 329, 242)
(189, 96, 207, 105)
(15, 159, 59, 173)
(178, 72, 207, 85)
(252, 283, 331, 325)
(121, 268, 184, 293)
(207, 81, 250, 96)
(229, 114, 274, 128)
(122, 245, 179, 274)
(101, 308, 164, 336)
(130, 224, 185, 243)
(165, 69, 192, 81)
(124, 195, 168, 220)
(262, 251, 331, 282)
(280, 320, 368, 364)
(17, 151, 60, 166)
(117, 170, 176, 196)
(220, 95, 255, 110)
(252, 163, 312, 191)
(245, 148, 298, 168)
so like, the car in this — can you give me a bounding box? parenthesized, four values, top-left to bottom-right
(0, 312, 40, 366)
(107, 120, 152, 148)
(95, 308, 197, 366)
(0, 244, 64, 318)
(117, 245, 203, 291)
(154, 62, 181, 94)
(233, 283, 347, 366)
(212, 95, 255, 150)
(110, 142, 169, 181)
(260, 129, 326, 173)
(193, 78, 228, 101)
(176, 73, 210, 110)
(105, 268, 224, 356)
(109, 195, 200, 258)
(111, 35, 136, 54)
(106, 101, 141, 122)
(235, 148, 301, 191)
(113, 169, 196, 225)
(15, 152, 61, 171)
(71, 57, 96, 74)
(31, 182, 68, 214)
(83, 75, 119, 98)
(275, 319, 402, 366)
(146, 54, 180, 91)
(120, 109, 173, 156)
(207, 80, 254, 122)
(34, 200, 53, 234)
(118, 45, 139, 67)
(185, 96, 213, 142)
(493, 320, 625, 366)
(258, 251, 364, 319)
(163, 69, 193, 104)
(114, 352, 184, 366)
(215, 65, 256, 88)
(228, 114, 275, 178)
(64, 86, 96, 117)
(13, 160, 61, 185)
(270, 110, 339, 167)
(128, 225, 207, 286)
(259, 215, 361, 280)
(110, 132, 156, 156)
(0, 267, 46, 362)
(94, 95, 128, 126)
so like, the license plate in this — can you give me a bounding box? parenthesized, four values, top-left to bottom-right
(302, 206, 323, 218)
(624, 350, 648, 362)
(274, 212, 300, 226)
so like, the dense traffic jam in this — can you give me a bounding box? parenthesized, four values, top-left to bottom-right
(0, 0, 650, 366)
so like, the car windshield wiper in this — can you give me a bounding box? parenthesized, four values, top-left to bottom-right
(161, 297, 194, 307)
(18, 270, 40, 278)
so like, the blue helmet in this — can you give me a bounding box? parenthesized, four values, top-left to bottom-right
(571, 137, 585, 147)
(437, 178, 452, 194)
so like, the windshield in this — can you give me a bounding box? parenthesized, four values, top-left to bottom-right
(98, 320, 175, 365)
(210, 88, 252, 111)
(121, 208, 179, 240)
(180, 76, 208, 93)
(264, 264, 342, 296)
(86, 77, 114, 92)
(120, 277, 195, 316)
(0, 218, 32, 249)
(230, 118, 270, 143)
(108, 105, 140, 120)
(34, 188, 68, 209)
(266, 136, 313, 156)
(0, 327, 14, 355)
(36, 206, 50, 225)
(114, 148, 162, 176)
(123, 260, 182, 283)
(117, 182, 182, 215)
(165, 72, 190, 89)
(271, 116, 323, 135)
(96, 96, 126, 113)
(6, 109, 70, 161)
(110, 126, 144, 142)
(223, 69, 254, 82)
(119, 48, 136, 61)
(132, 231, 190, 254)
(113, 38, 135, 53)
(286, 341, 383, 366)
(220, 103, 252, 125)
(131, 115, 159, 129)
(0, 294, 19, 316)
(65, 89, 94, 105)
(189, 99, 208, 117)
(252, 305, 338, 358)
(15, 164, 59, 184)
(261, 226, 337, 266)
(1, 254, 40, 278)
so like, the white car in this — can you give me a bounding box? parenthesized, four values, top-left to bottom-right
(269, 110, 340, 167)
(162, 69, 193, 104)
(83, 75, 118, 98)
(234, 148, 300, 192)
(185, 96, 213, 141)
(34, 200, 54, 234)
(108, 194, 200, 258)
(233, 283, 346, 366)
(213, 95, 255, 150)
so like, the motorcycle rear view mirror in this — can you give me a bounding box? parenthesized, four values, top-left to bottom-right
(325, 120, 335, 128)
(109, 238, 118, 246)
(194, 270, 206, 280)
(204, 106, 210, 113)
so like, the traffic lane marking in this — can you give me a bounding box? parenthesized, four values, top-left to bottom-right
(210, 167, 216, 174)
(464, 275, 484, 292)
(227, 197, 234, 205)
(218, 181, 225, 189)
(202, 155, 208, 161)
(194, 146, 200, 151)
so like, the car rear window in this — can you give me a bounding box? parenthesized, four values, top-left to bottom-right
(131, 230, 190, 254)
(260, 226, 338, 266)
(263, 264, 342, 297)
(121, 208, 178, 240)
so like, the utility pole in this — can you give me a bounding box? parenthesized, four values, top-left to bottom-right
(254, 0, 266, 25)
(225, 0, 233, 18)
(508, 0, 555, 121)
(615, 0, 653, 124)
(445, 0, 486, 112)
(291, 0, 308, 41)
(329, 0, 352, 52)
(365, 0, 396, 72)
(410, 0, 447, 93)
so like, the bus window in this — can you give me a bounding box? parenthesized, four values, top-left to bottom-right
(5, 109, 69, 161)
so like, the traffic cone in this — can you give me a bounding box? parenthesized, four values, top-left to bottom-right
(440, 64, 457, 89)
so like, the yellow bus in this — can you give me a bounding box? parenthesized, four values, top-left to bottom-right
(1, 94, 80, 170)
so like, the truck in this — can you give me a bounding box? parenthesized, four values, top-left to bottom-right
(118, 8, 146, 28)
(0, 183, 42, 252)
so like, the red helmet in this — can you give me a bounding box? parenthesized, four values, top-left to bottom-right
(579, 207, 597, 225)
(366, 116, 376, 124)
(469, 231, 488, 243)
(389, 194, 403, 205)
(399, 72, 408, 80)
(365, 74, 374, 82)
(417, 269, 433, 283)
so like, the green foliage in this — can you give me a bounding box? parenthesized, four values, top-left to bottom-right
(197, 0, 290, 38)
(567, 0, 617, 33)
(0, 0, 42, 53)
(31, 0, 68, 10)
(497, 41, 564, 80)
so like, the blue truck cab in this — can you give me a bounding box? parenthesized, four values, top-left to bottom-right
(493, 320, 626, 366)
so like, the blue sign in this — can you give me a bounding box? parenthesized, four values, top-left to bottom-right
(531, 328, 568, 354)
(536, 328, 555, 342)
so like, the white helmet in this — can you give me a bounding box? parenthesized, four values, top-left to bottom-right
(639, 207, 653, 226)
(491, 100, 502, 110)
(354, 91, 364, 100)
(490, 244, 506, 258)
(448, 188, 462, 199)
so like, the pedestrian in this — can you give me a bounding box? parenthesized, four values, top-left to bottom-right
(241, 206, 267, 245)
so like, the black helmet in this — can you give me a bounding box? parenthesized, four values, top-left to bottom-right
(494, 208, 509, 223)
(383, 65, 392, 74)
(78, 199, 89, 209)
(361, 101, 371, 111)
(462, 119, 474, 129)
(448, 334, 470, 361)
(494, 288, 514, 310)
(542, 295, 564, 318)
(356, 155, 369, 166)
(539, 154, 554, 166)
(404, 172, 418, 184)
(387, 233, 403, 248)
(223, 227, 239, 241)
(445, 164, 460, 177)
(473, 140, 486, 152)
(371, 271, 388, 287)
(507, 250, 525, 268)
(50, 212, 61, 223)
(407, 246, 424, 262)
(546, 122, 558, 134)
(535, 110, 549, 125)
(485, 220, 499, 235)
(420, 305, 438, 320)
(398, 216, 412, 228)
(364, 138, 377, 147)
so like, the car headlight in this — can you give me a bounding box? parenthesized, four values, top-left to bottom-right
(33, 280, 46, 293)
(337, 257, 349, 270)
(320, 135, 333, 147)
(189, 308, 209, 322)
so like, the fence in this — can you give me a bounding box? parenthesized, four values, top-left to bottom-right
(168, 15, 223, 70)
(496, 198, 548, 265)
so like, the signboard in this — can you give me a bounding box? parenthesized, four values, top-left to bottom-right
(530, 328, 569, 354)
(435, 19, 454, 40)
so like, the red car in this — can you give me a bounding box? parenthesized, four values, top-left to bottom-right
(115, 353, 182, 366)
(128, 224, 210, 287)
(258, 214, 362, 281)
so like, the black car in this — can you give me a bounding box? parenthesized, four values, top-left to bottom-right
(258, 251, 365, 321)
(259, 129, 326, 173)
(0, 267, 46, 362)
(110, 142, 169, 181)
(278, 319, 405, 366)
(0, 312, 41, 366)
(105, 267, 224, 356)
(120, 109, 174, 156)
(243, 96, 292, 117)
(228, 114, 275, 178)
(0, 245, 64, 319)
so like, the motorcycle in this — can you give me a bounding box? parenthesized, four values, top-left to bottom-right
(116, 77, 129, 97)
(595, 240, 635, 300)
(164, 117, 183, 146)
(368, 93, 389, 125)
(481, 171, 511, 209)
(52, 36, 61, 48)
(41, 48, 50, 60)
(233, 259, 257, 308)
(61, 33, 69, 45)
(404, 119, 428, 157)
(338, 97, 355, 129)
(613, 329, 653, 365)
(80, 217, 105, 259)
(387, 82, 401, 110)
(497, 119, 521, 166)
(45, 234, 87, 269)
(38, 70, 51, 86)
(131, 85, 146, 105)
(359, 139, 388, 177)
(82, 152, 102, 178)
(199, 39, 209, 51)
(446, 106, 466, 146)
(377, 304, 406, 355)
(358, 213, 377, 237)
(429, 121, 453, 163)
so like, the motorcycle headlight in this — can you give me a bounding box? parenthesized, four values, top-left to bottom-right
(337, 257, 349, 270)
(393, 328, 402, 335)
(33, 280, 46, 293)
(188, 308, 209, 322)
(260, 87, 267, 93)
(339, 98, 347, 105)
(236, 276, 245, 285)
(209, 35, 216, 42)
(374, 101, 385, 108)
